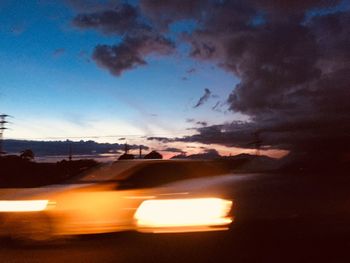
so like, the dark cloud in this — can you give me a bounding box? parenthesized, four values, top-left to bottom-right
(174, 113, 350, 156)
(139, 0, 205, 29)
(68, 0, 350, 157)
(222, 10, 349, 156)
(72, 2, 174, 75)
(163, 147, 186, 153)
(186, 118, 207, 126)
(66, 0, 120, 12)
(196, 121, 207, 127)
(169, 122, 259, 149)
(3, 139, 149, 156)
(93, 34, 174, 75)
(193, 88, 211, 108)
(72, 3, 148, 35)
(180, 1, 349, 157)
(147, 136, 173, 143)
(251, 0, 339, 18)
(212, 101, 221, 111)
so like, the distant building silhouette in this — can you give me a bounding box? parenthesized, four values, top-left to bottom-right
(118, 153, 135, 160)
(144, 151, 163, 159)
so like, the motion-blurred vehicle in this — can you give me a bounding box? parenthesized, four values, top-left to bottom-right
(0, 160, 233, 241)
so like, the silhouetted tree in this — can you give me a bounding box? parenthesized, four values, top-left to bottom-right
(20, 149, 34, 161)
(144, 151, 163, 159)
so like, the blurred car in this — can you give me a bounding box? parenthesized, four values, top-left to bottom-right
(0, 160, 234, 241)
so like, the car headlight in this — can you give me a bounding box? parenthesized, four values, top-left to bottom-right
(0, 200, 49, 212)
(134, 198, 233, 231)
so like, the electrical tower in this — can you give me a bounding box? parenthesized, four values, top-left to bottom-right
(0, 114, 10, 155)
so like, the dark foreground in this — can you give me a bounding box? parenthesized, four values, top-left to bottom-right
(1, 172, 350, 263)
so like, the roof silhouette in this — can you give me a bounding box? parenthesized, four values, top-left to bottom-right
(144, 150, 163, 159)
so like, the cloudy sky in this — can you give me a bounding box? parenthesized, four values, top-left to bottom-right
(1, 0, 349, 159)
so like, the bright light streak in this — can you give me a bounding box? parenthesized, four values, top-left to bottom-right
(134, 198, 232, 229)
(0, 200, 49, 212)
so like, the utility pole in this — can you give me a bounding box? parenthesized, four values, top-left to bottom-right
(124, 142, 129, 154)
(0, 114, 9, 156)
(68, 141, 72, 161)
(139, 145, 142, 159)
(253, 131, 262, 156)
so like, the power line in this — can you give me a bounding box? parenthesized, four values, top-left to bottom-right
(5, 131, 194, 141)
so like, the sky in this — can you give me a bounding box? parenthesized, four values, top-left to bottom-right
(0, 0, 243, 157)
(1, 0, 349, 159)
